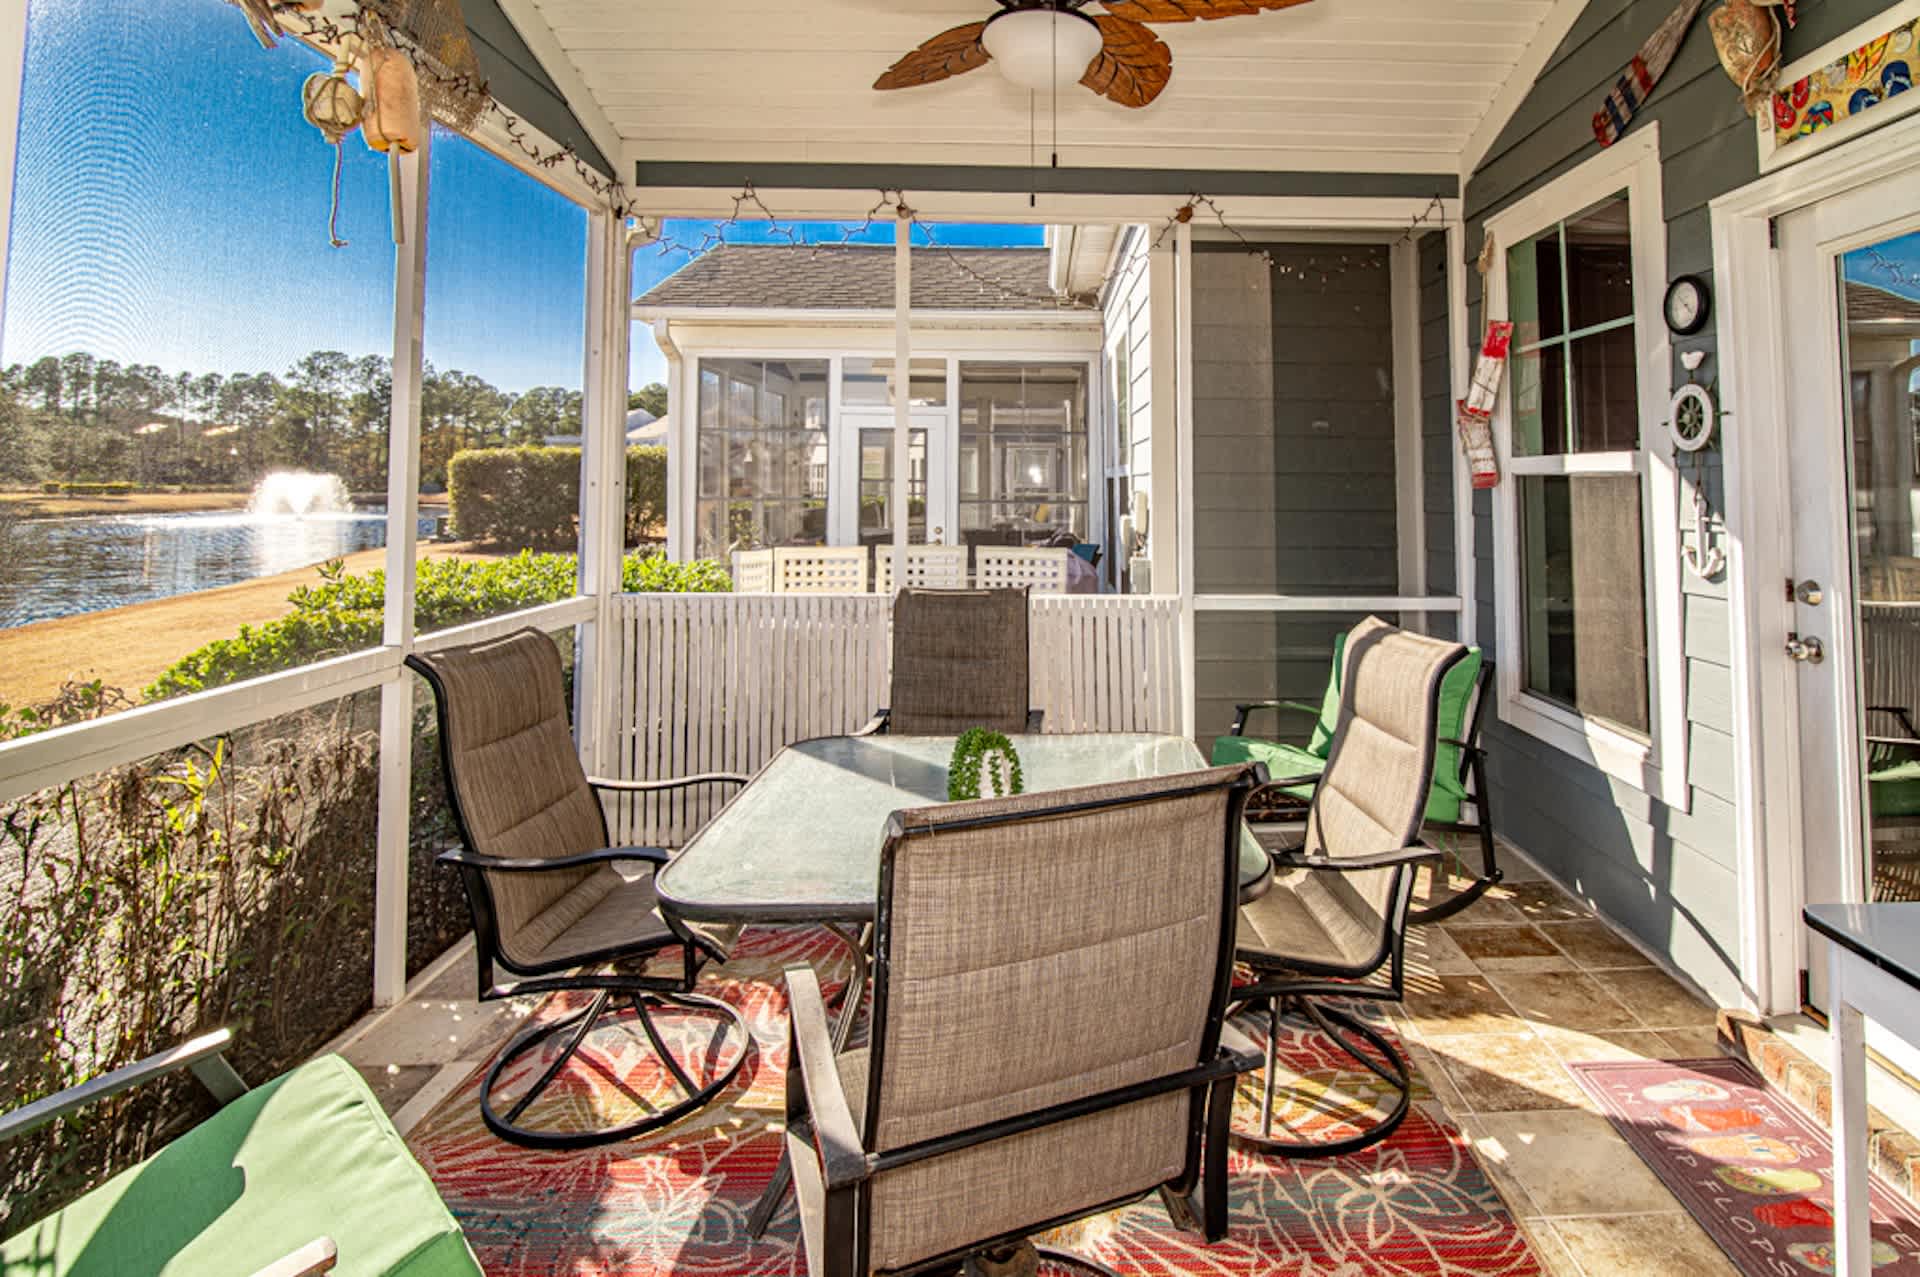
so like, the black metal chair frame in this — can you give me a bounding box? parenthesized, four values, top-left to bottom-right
(408, 648, 751, 1151)
(783, 774, 1266, 1277)
(1228, 658, 1500, 926)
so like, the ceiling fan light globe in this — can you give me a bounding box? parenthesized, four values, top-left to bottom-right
(982, 7, 1104, 93)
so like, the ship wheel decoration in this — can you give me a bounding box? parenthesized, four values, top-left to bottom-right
(874, 0, 1317, 109)
(1669, 382, 1717, 453)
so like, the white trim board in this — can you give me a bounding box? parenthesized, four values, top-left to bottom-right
(1711, 108, 1920, 1014)
(1478, 124, 1691, 811)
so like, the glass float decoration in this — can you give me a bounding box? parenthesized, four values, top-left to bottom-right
(301, 47, 364, 248)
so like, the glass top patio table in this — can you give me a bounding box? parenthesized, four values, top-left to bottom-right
(654, 732, 1272, 924)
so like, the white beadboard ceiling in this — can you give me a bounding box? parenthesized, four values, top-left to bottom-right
(522, 0, 1565, 177)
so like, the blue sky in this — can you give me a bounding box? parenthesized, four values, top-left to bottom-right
(1843, 230, 1920, 300)
(3, 0, 1041, 396)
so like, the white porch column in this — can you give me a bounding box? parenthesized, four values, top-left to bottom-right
(373, 129, 431, 1008)
(577, 209, 632, 774)
(1447, 217, 1477, 646)
(892, 208, 911, 584)
(1174, 220, 1196, 740)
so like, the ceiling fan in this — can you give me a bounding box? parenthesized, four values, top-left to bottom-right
(874, 0, 1315, 109)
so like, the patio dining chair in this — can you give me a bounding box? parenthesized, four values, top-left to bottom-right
(1233, 616, 1469, 1157)
(1213, 631, 1501, 924)
(782, 765, 1266, 1277)
(861, 586, 1045, 735)
(407, 629, 750, 1149)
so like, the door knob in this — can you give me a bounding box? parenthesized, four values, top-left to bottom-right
(1785, 633, 1826, 664)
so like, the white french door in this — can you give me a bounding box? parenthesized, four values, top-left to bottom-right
(832, 408, 953, 547)
(1778, 169, 1920, 1016)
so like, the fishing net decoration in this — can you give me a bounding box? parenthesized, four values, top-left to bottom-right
(363, 0, 487, 133)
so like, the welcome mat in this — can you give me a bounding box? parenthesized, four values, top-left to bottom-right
(408, 926, 1543, 1276)
(1569, 1056, 1920, 1275)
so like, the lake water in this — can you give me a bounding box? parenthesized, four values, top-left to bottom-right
(0, 510, 424, 627)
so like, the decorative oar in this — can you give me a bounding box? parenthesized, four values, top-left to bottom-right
(1593, 0, 1705, 147)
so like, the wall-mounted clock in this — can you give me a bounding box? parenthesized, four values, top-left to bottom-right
(1664, 275, 1712, 336)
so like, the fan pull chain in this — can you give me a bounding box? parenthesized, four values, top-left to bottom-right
(327, 139, 350, 248)
(1029, 89, 1037, 208)
(1051, 8, 1060, 171)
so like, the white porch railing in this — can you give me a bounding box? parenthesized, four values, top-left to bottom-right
(603, 592, 1185, 846)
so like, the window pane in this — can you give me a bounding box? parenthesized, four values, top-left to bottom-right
(693, 358, 829, 557)
(858, 428, 928, 544)
(1511, 343, 1568, 457)
(1569, 325, 1641, 452)
(1508, 229, 1566, 347)
(958, 362, 1090, 547)
(1520, 474, 1650, 735)
(1565, 195, 1633, 332)
(842, 358, 947, 408)
(0, 0, 398, 713)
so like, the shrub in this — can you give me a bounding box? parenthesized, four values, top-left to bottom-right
(626, 445, 666, 544)
(446, 447, 579, 548)
(57, 481, 135, 495)
(147, 551, 730, 699)
(39, 480, 59, 493)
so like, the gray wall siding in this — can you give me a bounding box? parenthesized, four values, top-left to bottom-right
(1191, 243, 1404, 739)
(464, 0, 612, 177)
(1421, 232, 1458, 640)
(1466, 0, 1887, 1006)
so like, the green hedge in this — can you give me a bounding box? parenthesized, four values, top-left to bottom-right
(39, 481, 136, 495)
(446, 445, 668, 548)
(147, 550, 730, 699)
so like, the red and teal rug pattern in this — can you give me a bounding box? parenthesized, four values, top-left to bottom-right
(407, 927, 1543, 1276)
(1569, 1056, 1920, 1275)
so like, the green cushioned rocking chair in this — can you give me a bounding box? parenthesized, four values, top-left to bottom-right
(1212, 628, 1502, 925)
(0, 1030, 479, 1277)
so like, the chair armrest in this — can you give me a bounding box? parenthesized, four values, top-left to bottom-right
(1270, 845, 1443, 874)
(0, 1029, 246, 1144)
(249, 1238, 337, 1277)
(785, 965, 867, 1190)
(1438, 737, 1485, 756)
(588, 772, 748, 793)
(853, 709, 890, 737)
(1216, 1022, 1264, 1073)
(436, 846, 670, 874)
(1230, 699, 1321, 738)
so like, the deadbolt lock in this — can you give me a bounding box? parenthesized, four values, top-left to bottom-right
(1794, 579, 1825, 607)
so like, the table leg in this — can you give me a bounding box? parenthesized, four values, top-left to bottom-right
(1830, 952, 1872, 1277)
(746, 923, 872, 1239)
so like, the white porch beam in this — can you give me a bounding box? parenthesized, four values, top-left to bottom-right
(490, 0, 624, 178)
(1459, 0, 1587, 180)
(578, 208, 632, 775)
(1390, 236, 1426, 624)
(374, 129, 432, 1009)
(1447, 217, 1477, 646)
(892, 208, 911, 584)
(1174, 220, 1197, 741)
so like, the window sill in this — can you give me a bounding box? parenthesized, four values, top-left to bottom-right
(1499, 689, 1689, 811)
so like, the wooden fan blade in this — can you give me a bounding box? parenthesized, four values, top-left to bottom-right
(1100, 0, 1313, 21)
(874, 21, 992, 91)
(1080, 15, 1172, 108)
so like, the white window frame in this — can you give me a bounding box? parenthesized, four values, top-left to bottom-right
(1482, 124, 1689, 810)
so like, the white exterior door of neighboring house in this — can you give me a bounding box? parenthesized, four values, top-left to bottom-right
(832, 407, 953, 548)
(1778, 170, 1920, 1018)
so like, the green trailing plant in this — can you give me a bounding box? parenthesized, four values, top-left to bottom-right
(948, 729, 1025, 801)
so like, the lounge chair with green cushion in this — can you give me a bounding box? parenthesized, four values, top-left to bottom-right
(0, 1030, 480, 1277)
(1212, 623, 1502, 924)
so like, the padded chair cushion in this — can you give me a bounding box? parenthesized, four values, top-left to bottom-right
(519, 862, 678, 968)
(1236, 868, 1386, 974)
(1, 1054, 478, 1277)
(1212, 642, 1482, 825)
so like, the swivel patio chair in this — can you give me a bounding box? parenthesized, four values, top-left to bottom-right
(408, 629, 750, 1150)
(861, 586, 1045, 736)
(782, 765, 1266, 1277)
(1214, 631, 1501, 924)
(1232, 616, 1469, 1157)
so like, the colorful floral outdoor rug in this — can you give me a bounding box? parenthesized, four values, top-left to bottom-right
(1569, 1056, 1920, 1275)
(409, 927, 1542, 1276)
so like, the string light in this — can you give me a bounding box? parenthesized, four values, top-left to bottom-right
(1150, 191, 1449, 289)
(276, 5, 633, 214)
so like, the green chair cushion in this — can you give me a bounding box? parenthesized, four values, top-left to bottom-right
(1213, 638, 1483, 826)
(1871, 758, 1920, 818)
(1210, 736, 1323, 802)
(1, 1053, 478, 1277)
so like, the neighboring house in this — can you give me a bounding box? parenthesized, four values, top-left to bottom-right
(632, 240, 1106, 576)
(544, 406, 668, 449)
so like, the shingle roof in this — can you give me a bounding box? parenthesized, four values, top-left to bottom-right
(632, 243, 1077, 312)
(1847, 279, 1920, 326)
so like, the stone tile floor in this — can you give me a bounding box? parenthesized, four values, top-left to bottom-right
(332, 836, 1737, 1277)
